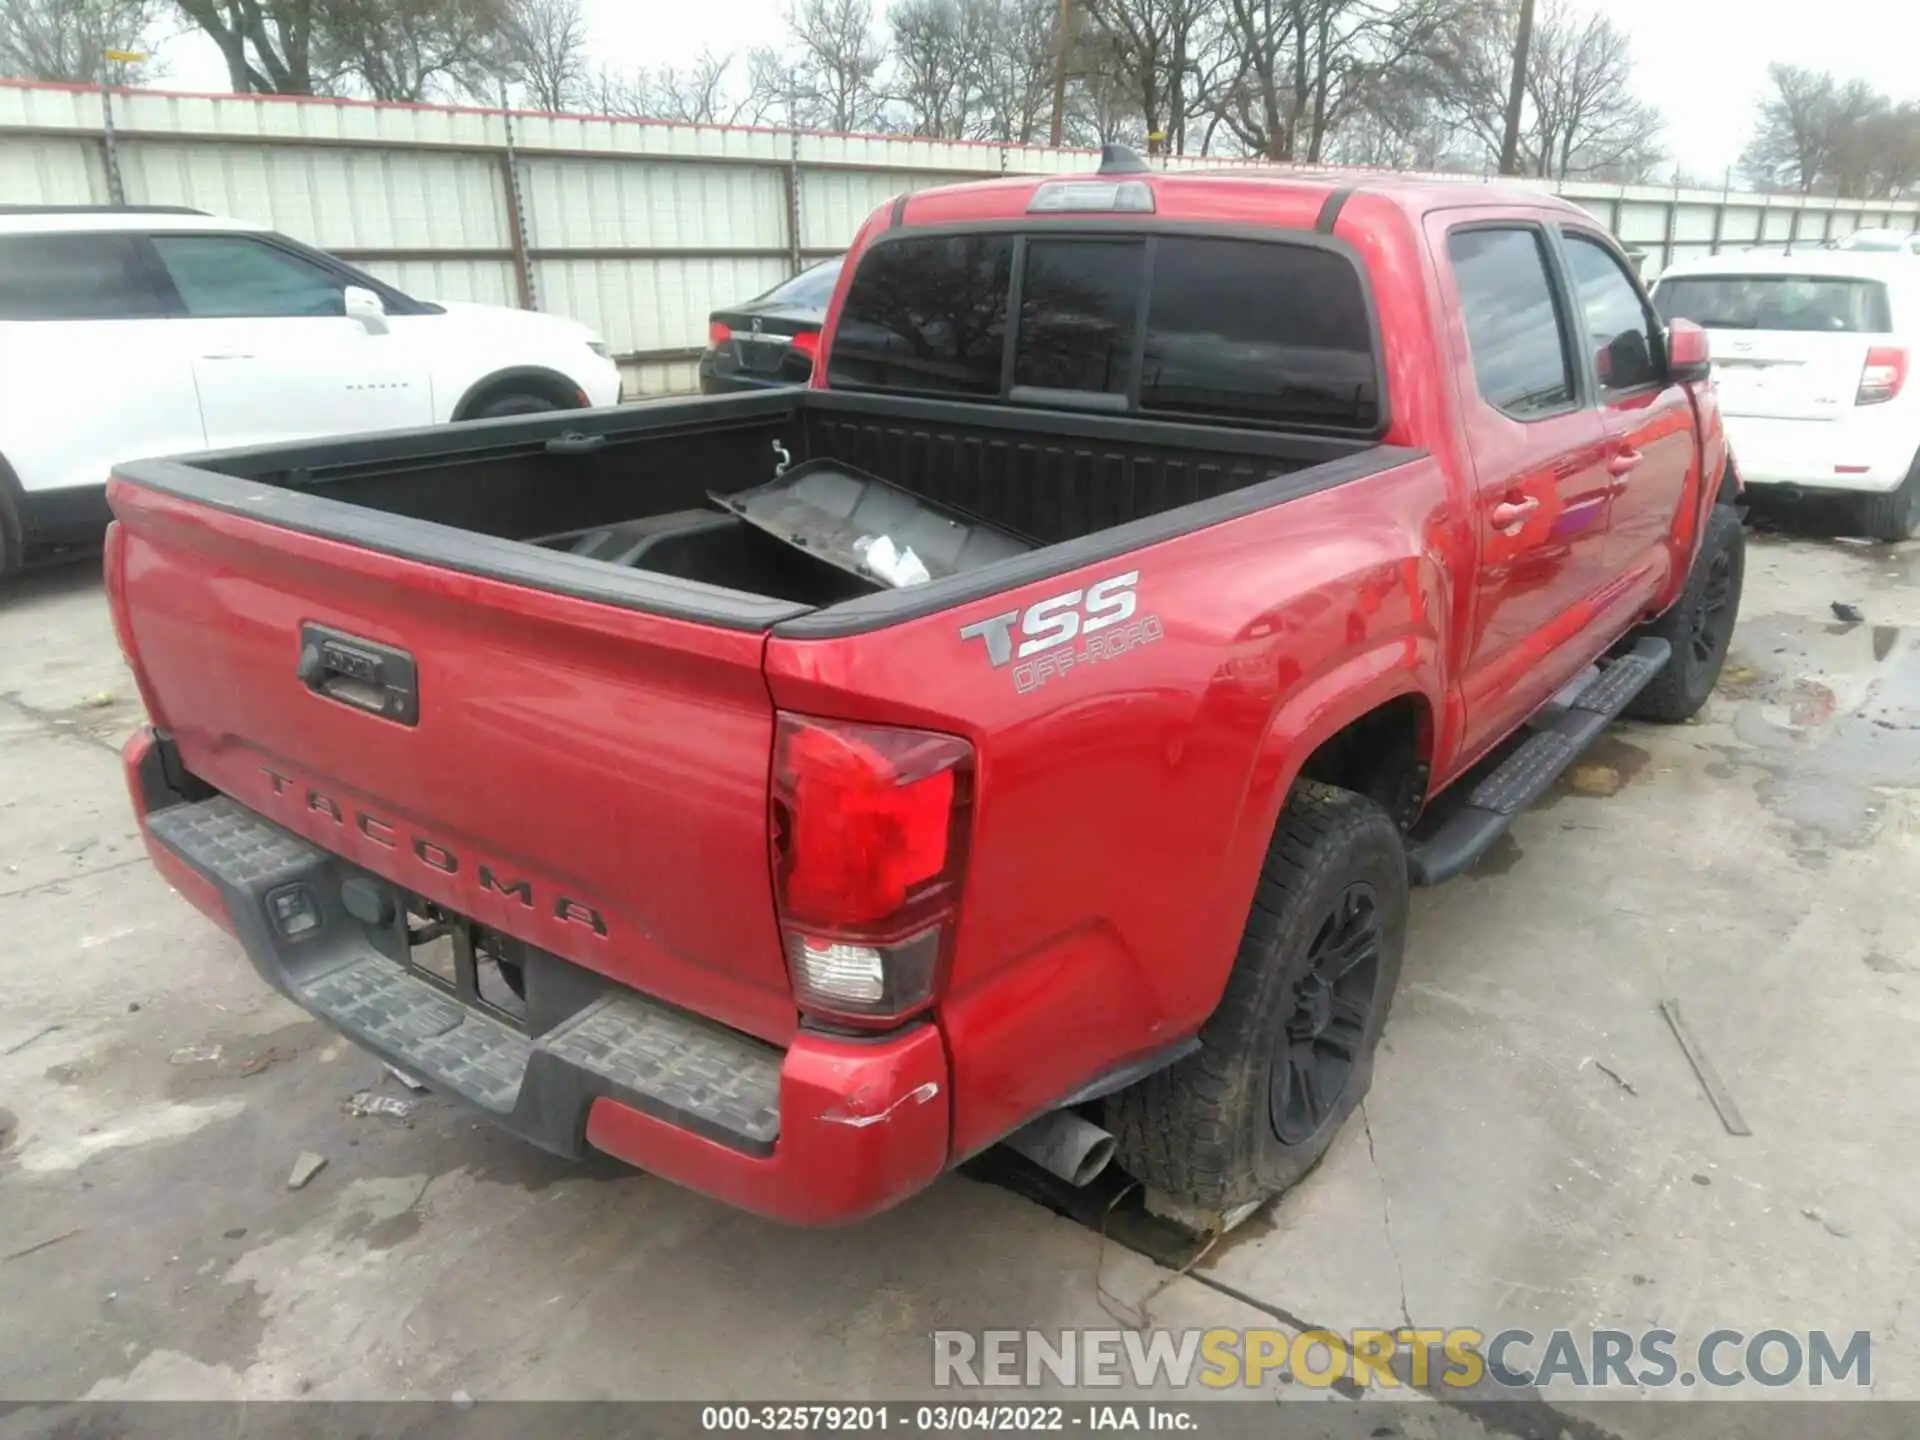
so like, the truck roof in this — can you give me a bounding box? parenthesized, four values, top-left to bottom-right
(891, 166, 1594, 230)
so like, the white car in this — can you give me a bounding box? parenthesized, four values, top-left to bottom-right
(1654, 249, 1920, 540)
(0, 206, 623, 576)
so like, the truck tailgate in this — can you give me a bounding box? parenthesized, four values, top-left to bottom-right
(109, 480, 796, 1045)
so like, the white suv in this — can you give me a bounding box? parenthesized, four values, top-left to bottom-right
(1653, 249, 1920, 540)
(0, 206, 623, 576)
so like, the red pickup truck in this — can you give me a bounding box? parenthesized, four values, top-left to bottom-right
(107, 154, 1742, 1226)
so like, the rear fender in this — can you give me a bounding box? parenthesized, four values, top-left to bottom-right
(1195, 643, 1441, 1020)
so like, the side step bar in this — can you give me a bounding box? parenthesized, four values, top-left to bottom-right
(1406, 637, 1670, 886)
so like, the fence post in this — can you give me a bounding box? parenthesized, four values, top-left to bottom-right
(785, 123, 803, 278)
(97, 78, 126, 206)
(498, 102, 537, 310)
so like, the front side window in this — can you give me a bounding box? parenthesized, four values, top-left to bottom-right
(828, 235, 1014, 396)
(1562, 232, 1661, 390)
(0, 233, 173, 321)
(150, 234, 347, 319)
(1448, 227, 1576, 418)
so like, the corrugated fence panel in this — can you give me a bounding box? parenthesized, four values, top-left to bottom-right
(120, 139, 506, 251)
(800, 169, 977, 248)
(355, 258, 517, 307)
(0, 132, 102, 203)
(6, 80, 1920, 398)
(534, 255, 789, 354)
(523, 156, 785, 250)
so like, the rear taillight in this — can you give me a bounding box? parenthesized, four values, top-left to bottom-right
(1857, 346, 1908, 405)
(771, 713, 973, 1026)
(790, 330, 820, 368)
(709, 320, 732, 347)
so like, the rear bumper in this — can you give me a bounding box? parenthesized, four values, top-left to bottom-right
(123, 728, 949, 1225)
(1723, 413, 1916, 493)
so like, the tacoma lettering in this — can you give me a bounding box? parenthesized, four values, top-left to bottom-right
(257, 765, 607, 937)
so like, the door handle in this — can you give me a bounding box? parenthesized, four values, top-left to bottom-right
(1607, 448, 1643, 477)
(1491, 496, 1540, 530)
(198, 352, 256, 361)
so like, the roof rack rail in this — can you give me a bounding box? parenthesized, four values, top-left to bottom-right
(0, 204, 210, 216)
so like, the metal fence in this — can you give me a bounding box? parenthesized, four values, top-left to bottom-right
(5, 78, 1918, 397)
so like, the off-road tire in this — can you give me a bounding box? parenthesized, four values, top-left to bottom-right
(469, 392, 560, 420)
(1855, 453, 1920, 543)
(0, 464, 21, 580)
(1624, 505, 1746, 723)
(1106, 781, 1408, 1218)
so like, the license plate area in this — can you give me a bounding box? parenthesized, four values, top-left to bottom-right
(402, 895, 529, 1028)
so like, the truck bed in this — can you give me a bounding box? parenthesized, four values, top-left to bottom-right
(114, 388, 1411, 635)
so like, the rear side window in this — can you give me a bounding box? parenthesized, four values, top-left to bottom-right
(0, 233, 173, 321)
(1142, 237, 1378, 429)
(830, 230, 1381, 432)
(829, 235, 1014, 396)
(1653, 274, 1893, 333)
(150, 234, 347, 319)
(1448, 228, 1575, 418)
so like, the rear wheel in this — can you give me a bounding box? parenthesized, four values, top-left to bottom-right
(468, 391, 562, 420)
(1107, 781, 1408, 1219)
(1625, 505, 1745, 723)
(1855, 454, 1920, 543)
(0, 479, 21, 581)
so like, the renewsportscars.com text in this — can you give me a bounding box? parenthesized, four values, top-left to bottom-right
(931, 1327, 1872, 1391)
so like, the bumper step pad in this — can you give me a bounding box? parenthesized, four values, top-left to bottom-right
(147, 795, 784, 1156)
(1407, 636, 1671, 885)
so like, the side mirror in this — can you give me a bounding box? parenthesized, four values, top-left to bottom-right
(1667, 318, 1711, 384)
(344, 285, 389, 336)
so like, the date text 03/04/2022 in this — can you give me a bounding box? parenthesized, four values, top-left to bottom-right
(699, 1405, 1197, 1431)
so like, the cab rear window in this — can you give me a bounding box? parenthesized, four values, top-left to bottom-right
(829, 230, 1381, 433)
(1653, 274, 1893, 333)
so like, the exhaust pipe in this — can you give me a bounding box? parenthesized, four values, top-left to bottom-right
(1003, 1109, 1117, 1187)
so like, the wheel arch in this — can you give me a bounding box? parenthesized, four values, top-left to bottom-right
(450, 366, 588, 421)
(1184, 660, 1439, 1031)
(0, 451, 24, 571)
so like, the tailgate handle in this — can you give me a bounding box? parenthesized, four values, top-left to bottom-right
(545, 432, 605, 456)
(296, 625, 419, 726)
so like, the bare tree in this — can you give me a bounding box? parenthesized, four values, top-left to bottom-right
(171, 0, 319, 93)
(1739, 65, 1899, 197)
(979, 0, 1057, 144)
(1430, 0, 1661, 181)
(498, 0, 585, 110)
(0, 0, 165, 83)
(1522, 5, 1661, 180)
(1077, 0, 1223, 155)
(889, 0, 994, 138)
(777, 0, 887, 130)
(1207, 0, 1455, 164)
(596, 52, 744, 125)
(313, 0, 504, 101)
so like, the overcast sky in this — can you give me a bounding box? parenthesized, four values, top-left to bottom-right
(153, 0, 1920, 180)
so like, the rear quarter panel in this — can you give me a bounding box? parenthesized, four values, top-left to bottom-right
(763, 455, 1453, 1158)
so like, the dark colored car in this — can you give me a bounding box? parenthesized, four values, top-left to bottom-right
(698, 258, 844, 393)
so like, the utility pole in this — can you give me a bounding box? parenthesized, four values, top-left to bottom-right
(1049, 0, 1072, 147)
(1497, 0, 1534, 177)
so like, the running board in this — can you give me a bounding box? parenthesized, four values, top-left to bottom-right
(1406, 637, 1670, 885)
